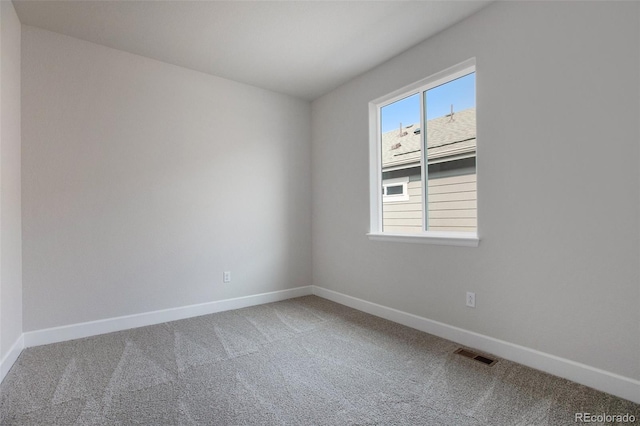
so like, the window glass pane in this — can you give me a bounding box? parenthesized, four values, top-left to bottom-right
(424, 72, 476, 233)
(386, 185, 404, 195)
(380, 94, 422, 233)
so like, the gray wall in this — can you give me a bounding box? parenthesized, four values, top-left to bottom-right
(311, 1, 640, 381)
(0, 0, 23, 362)
(22, 27, 311, 331)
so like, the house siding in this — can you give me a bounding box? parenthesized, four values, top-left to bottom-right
(428, 173, 477, 232)
(383, 173, 477, 233)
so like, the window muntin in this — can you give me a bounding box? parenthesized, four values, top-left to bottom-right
(370, 59, 477, 243)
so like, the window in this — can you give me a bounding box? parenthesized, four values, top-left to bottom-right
(382, 177, 409, 201)
(368, 59, 478, 247)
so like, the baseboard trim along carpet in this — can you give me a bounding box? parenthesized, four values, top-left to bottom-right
(10, 284, 639, 405)
(311, 286, 640, 404)
(23, 286, 313, 349)
(0, 334, 24, 384)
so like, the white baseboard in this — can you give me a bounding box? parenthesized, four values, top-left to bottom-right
(24, 286, 313, 348)
(15, 284, 639, 404)
(311, 285, 640, 404)
(1, 334, 24, 384)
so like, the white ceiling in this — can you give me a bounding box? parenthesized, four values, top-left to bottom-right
(13, 1, 492, 101)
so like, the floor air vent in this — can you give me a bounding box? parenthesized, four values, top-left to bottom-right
(454, 348, 497, 366)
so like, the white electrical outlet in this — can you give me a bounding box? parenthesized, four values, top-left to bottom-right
(466, 292, 476, 308)
(223, 271, 231, 283)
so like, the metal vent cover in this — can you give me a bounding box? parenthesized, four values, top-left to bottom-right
(454, 348, 498, 366)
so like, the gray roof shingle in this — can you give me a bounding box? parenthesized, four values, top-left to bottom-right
(381, 107, 476, 169)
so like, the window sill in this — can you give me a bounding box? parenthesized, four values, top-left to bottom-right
(367, 232, 479, 247)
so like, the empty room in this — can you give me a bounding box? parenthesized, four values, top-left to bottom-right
(1, 0, 639, 424)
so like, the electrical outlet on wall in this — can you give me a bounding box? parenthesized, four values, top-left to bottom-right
(466, 292, 476, 308)
(223, 271, 231, 283)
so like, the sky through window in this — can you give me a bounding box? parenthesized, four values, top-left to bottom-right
(381, 72, 475, 132)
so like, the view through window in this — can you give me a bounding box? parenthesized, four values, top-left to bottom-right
(379, 70, 476, 234)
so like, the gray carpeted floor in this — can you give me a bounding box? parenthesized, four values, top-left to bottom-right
(1, 295, 639, 425)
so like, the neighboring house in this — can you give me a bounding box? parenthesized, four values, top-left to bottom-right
(381, 107, 477, 233)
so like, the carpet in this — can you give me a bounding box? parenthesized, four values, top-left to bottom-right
(1, 296, 638, 425)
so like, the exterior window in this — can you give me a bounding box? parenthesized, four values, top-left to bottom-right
(368, 59, 478, 246)
(383, 177, 409, 201)
(385, 185, 403, 195)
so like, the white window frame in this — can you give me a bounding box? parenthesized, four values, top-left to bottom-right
(367, 58, 479, 247)
(382, 177, 410, 202)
